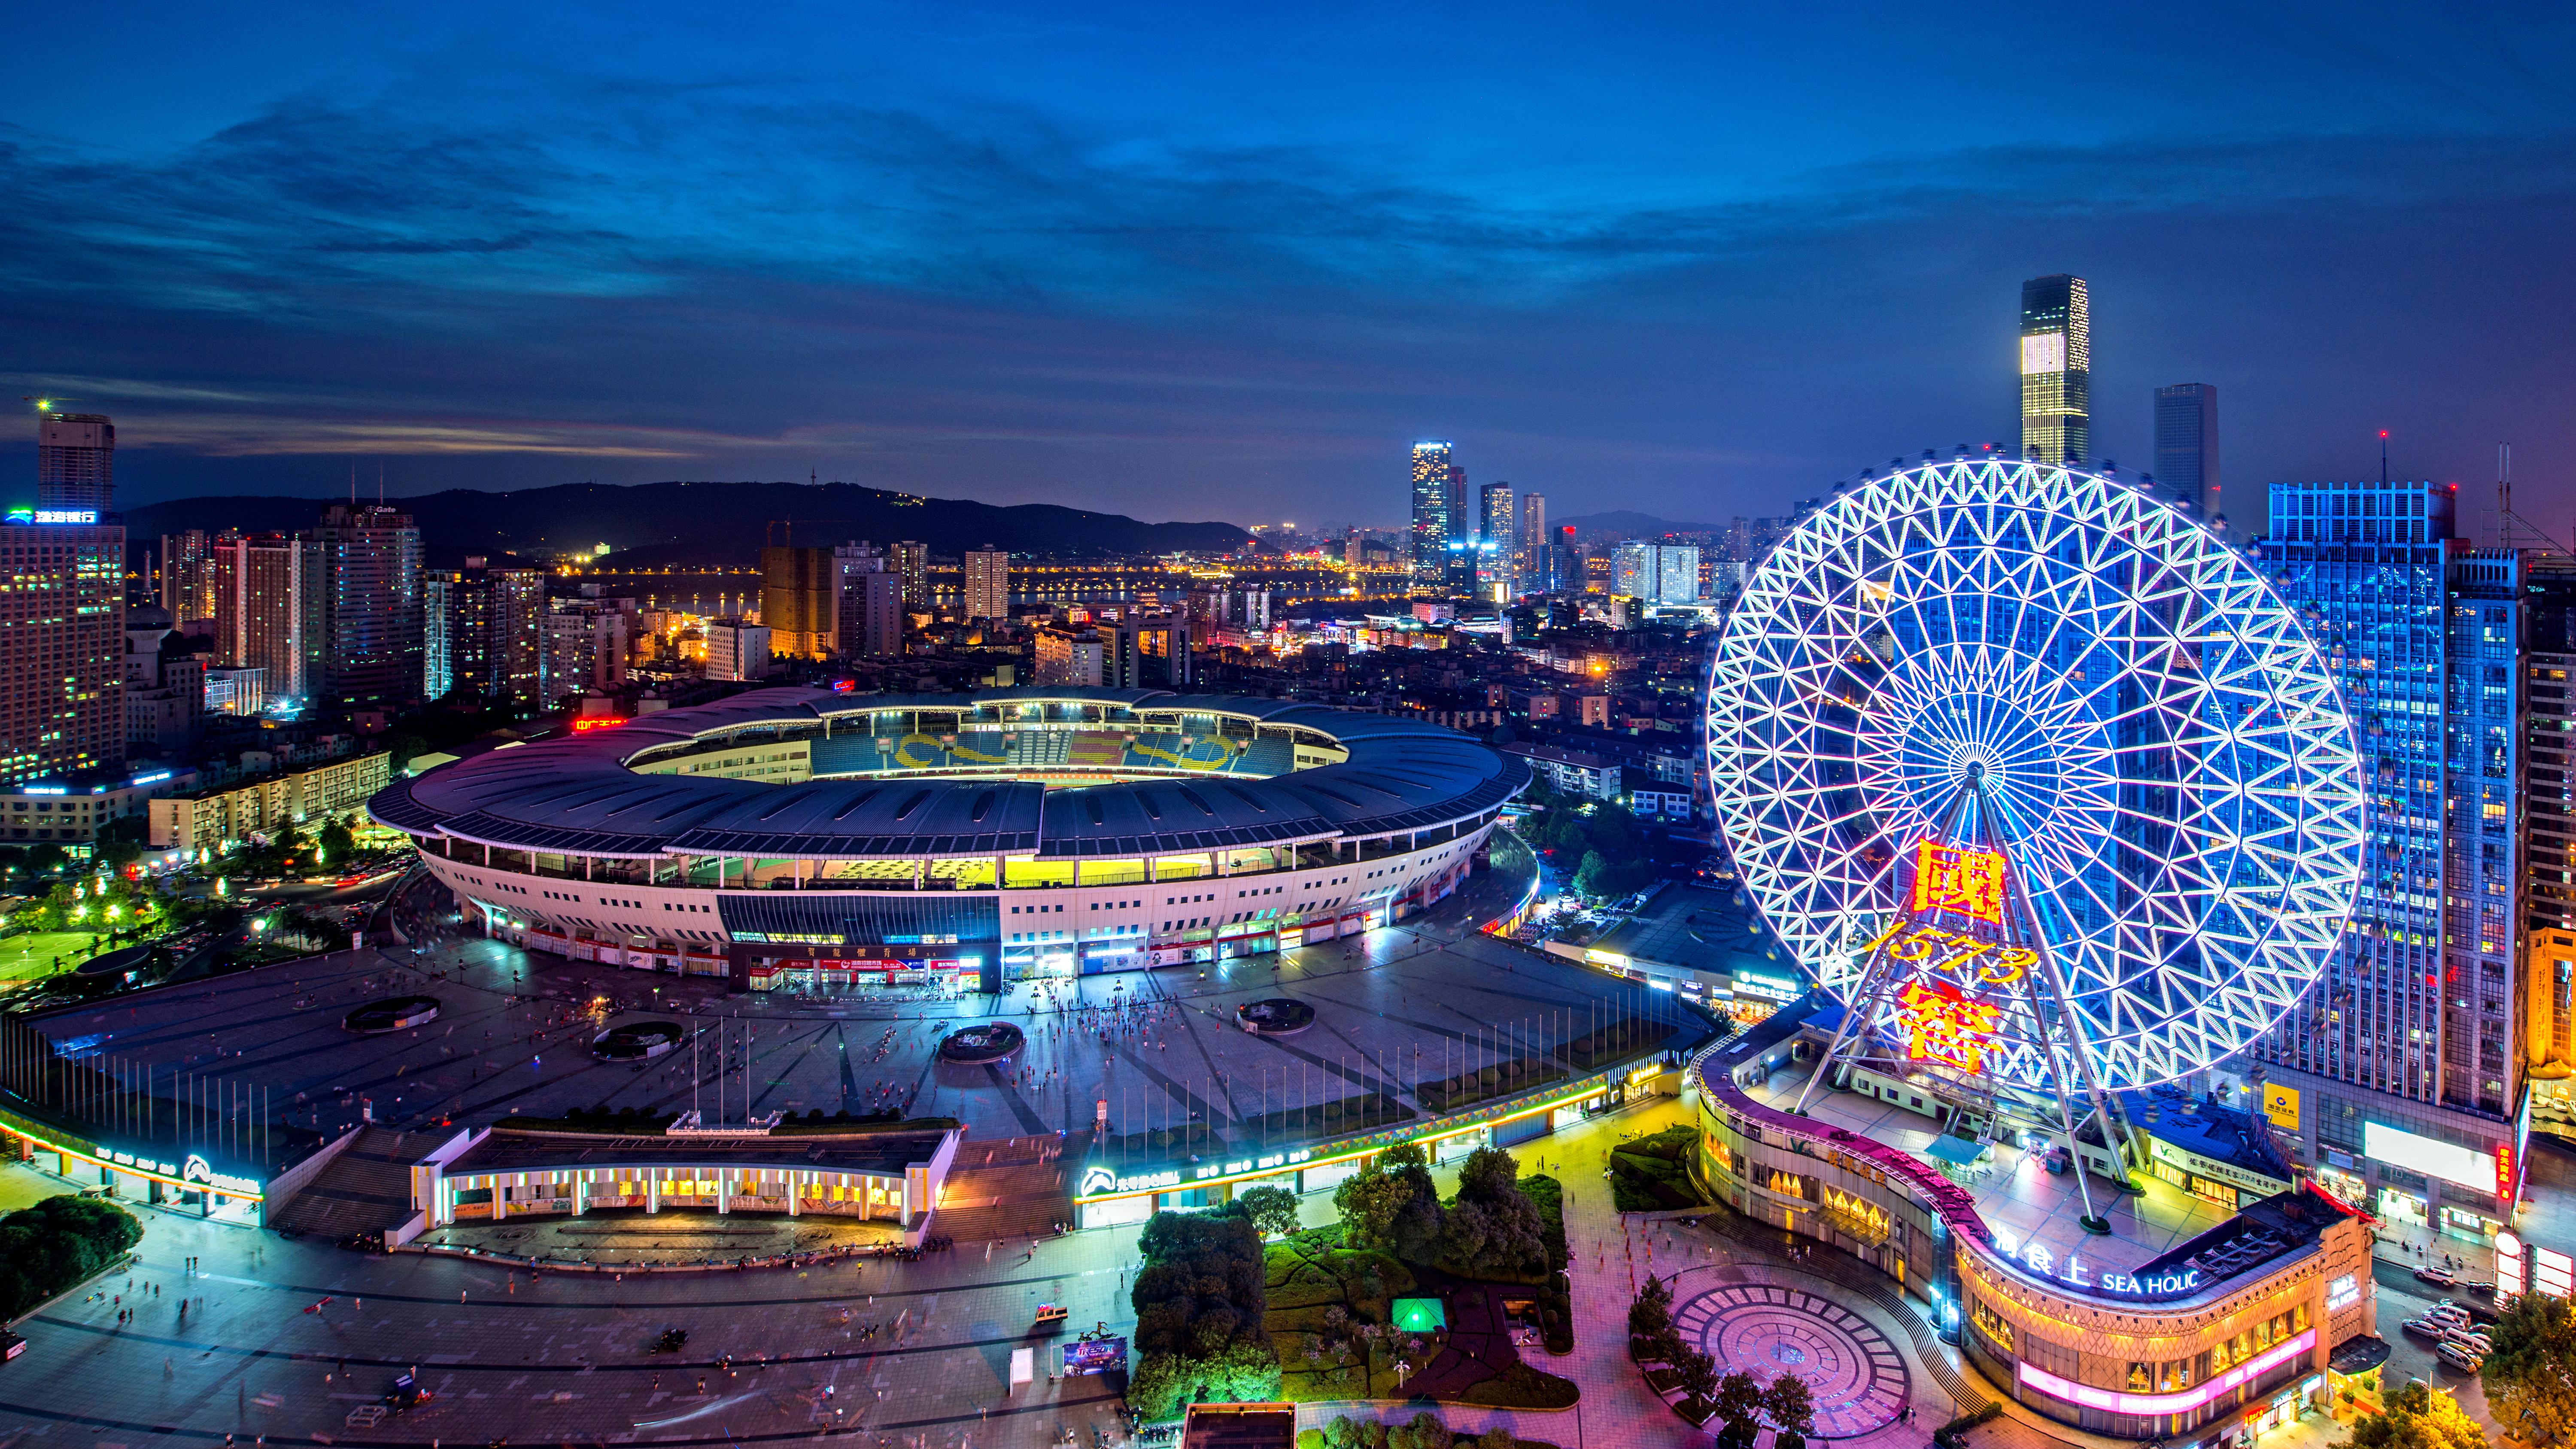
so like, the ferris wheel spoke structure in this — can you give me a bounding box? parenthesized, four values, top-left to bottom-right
(1707, 460, 2365, 1091)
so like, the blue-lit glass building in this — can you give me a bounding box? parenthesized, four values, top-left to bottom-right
(2253, 480, 2534, 1241)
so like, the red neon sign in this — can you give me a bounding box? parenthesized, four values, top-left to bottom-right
(1896, 978, 2002, 1075)
(571, 717, 628, 732)
(1911, 841, 2006, 923)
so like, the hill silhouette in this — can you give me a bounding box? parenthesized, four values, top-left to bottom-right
(121, 480, 1256, 565)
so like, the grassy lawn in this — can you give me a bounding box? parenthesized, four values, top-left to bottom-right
(1610, 1126, 1710, 1212)
(0, 931, 103, 990)
(1264, 1226, 1428, 1401)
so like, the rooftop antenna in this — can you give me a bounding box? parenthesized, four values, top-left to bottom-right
(2496, 441, 2571, 557)
(349, 459, 358, 506)
(2379, 430, 2389, 487)
(377, 462, 385, 507)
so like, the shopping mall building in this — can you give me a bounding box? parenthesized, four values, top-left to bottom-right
(369, 686, 1524, 991)
(1692, 996, 2389, 1445)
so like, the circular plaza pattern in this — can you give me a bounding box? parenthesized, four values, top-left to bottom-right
(1672, 1280, 1908, 1437)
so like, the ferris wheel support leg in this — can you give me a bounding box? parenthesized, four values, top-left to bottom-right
(1789, 941, 1901, 1117)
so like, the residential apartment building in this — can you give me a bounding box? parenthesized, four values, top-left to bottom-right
(148, 751, 393, 854)
(0, 516, 126, 786)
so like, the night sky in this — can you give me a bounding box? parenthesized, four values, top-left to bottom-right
(4, 2, 2574, 533)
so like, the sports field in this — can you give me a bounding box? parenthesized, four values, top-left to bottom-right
(0, 931, 97, 991)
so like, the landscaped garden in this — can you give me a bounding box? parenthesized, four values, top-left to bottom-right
(1126, 1141, 1580, 1422)
(1609, 1125, 1710, 1211)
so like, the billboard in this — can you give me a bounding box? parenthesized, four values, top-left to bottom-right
(1063, 1337, 1127, 1376)
(2262, 1083, 2300, 1132)
(2363, 1121, 2496, 1195)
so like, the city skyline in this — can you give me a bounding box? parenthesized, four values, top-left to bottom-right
(4, 6, 2575, 530)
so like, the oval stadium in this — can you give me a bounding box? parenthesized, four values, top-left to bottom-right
(368, 687, 1528, 993)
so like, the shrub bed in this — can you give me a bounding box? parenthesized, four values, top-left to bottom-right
(1553, 1016, 1674, 1069)
(0, 1194, 143, 1319)
(1413, 1058, 1564, 1112)
(1609, 1126, 1708, 1212)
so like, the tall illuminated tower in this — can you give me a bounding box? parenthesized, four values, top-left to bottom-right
(1409, 441, 1454, 584)
(2018, 275, 2089, 465)
(36, 409, 114, 514)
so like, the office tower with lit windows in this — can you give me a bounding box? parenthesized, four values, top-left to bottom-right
(425, 558, 546, 707)
(963, 547, 1011, 622)
(160, 529, 219, 624)
(759, 544, 838, 659)
(1409, 441, 1454, 583)
(213, 532, 325, 702)
(2255, 478, 2535, 1234)
(2154, 383, 2221, 520)
(0, 515, 125, 784)
(311, 504, 423, 713)
(35, 410, 114, 514)
(2019, 274, 2089, 465)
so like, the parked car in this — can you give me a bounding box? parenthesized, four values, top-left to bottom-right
(2403, 1318, 2451, 1339)
(2457, 1279, 2495, 1294)
(2415, 1265, 2458, 1287)
(2436, 1341, 2484, 1373)
(2443, 1330, 2494, 1355)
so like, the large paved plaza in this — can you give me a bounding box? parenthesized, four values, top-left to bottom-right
(26, 869, 1692, 1154)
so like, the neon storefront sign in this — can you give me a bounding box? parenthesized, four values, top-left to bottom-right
(2019, 1330, 2313, 1415)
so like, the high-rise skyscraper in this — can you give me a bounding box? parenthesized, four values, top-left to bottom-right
(311, 504, 424, 713)
(425, 559, 546, 707)
(2154, 383, 2221, 520)
(159, 529, 219, 624)
(832, 542, 904, 659)
(2254, 479, 2533, 1235)
(2019, 275, 2090, 465)
(1479, 482, 1515, 597)
(213, 532, 325, 703)
(35, 410, 114, 514)
(963, 547, 1011, 622)
(759, 544, 838, 659)
(891, 541, 930, 613)
(1409, 441, 1454, 584)
(1504, 490, 1546, 580)
(0, 514, 125, 784)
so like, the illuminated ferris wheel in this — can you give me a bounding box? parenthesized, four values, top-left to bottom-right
(1707, 459, 2365, 1105)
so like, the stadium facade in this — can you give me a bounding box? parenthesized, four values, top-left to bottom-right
(369, 687, 1526, 991)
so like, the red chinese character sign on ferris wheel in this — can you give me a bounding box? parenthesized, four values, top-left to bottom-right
(1910, 841, 2007, 923)
(1895, 978, 2002, 1075)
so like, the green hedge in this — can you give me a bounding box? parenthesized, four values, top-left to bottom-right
(0, 1194, 143, 1320)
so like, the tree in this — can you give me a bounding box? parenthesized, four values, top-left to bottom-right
(317, 817, 356, 866)
(2348, 1382, 2489, 1449)
(1437, 1146, 1548, 1278)
(1235, 1185, 1301, 1240)
(1764, 1371, 1817, 1449)
(1129, 1209, 1275, 1421)
(1334, 1142, 1443, 1263)
(1629, 1273, 1674, 1341)
(1712, 1370, 1765, 1447)
(2483, 1293, 2576, 1447)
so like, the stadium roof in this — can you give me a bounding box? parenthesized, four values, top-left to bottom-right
(371, 687, 1526, 860)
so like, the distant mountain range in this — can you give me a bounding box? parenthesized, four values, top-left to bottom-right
(1551, 510, 1726, 538)
(120, 481, 1256, 565)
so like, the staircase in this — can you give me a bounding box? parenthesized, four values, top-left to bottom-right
(267, 1126, 423, 1238)
(930, 1134, 1074, 1242)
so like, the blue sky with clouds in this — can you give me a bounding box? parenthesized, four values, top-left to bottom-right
(4, 1, 2574, 529)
